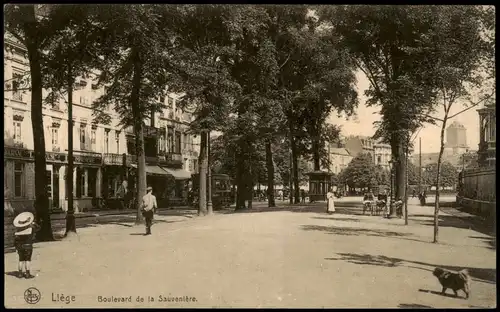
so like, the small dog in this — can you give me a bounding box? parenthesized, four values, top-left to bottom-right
(433, 267, 471, 299)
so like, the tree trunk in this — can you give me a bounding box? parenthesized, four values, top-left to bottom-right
(65, 64, 76, 235)
(248, 180, 253, 210)
(291, 136, 300, 204)
(130, 48, 145, 224)
(265, 139, 276, 207)
(394, 143, 406, 201)
(312, 138, 321, 171)
(434, 117, 448, 243)
(404, 146, 409, 225)
(206, 131, 213, 215)
(235, 141, 247, 210)
(23, 6, 53, 241)
(390, 134, 406, 217)
(198, 131, 208, 215)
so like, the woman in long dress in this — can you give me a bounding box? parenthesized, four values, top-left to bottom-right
(326, 188, 335, 214)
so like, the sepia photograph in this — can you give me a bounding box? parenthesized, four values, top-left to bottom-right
(3, 4, 496, 308)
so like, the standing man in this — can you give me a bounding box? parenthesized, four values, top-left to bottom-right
(117, 180, 128, 211)
(301, 189, 306, 203)
(141, 186, 157, 235)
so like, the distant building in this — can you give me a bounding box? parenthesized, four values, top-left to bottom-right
(373, 142, 392, 171)
(343, 136, 393, 170)
(410, 121, 476, 170)
(445, 121, 469, 155)
(344, 135, 375, 159)
(327, 146, 353, 174)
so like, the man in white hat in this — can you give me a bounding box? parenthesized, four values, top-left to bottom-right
(141, 186, 157, 235)
(13, 211, 39, 279)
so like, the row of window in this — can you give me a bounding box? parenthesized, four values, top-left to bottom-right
(11, 119, 196, 155)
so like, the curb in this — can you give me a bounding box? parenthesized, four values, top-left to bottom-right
(49, 207, 197, 221)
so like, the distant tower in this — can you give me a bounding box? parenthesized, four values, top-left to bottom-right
(446, 121, 468, 154)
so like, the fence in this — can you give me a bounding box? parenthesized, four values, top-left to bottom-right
(457, 167, 496, 219)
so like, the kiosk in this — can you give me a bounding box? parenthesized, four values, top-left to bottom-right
(307, 171, 334, 202)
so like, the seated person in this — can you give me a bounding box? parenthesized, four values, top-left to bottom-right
(378, 192, 388, 202)
(363, 192, 374, 204)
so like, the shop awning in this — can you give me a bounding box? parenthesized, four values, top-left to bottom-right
(130, 164, 172, 176)
(161, 167, 192, 180)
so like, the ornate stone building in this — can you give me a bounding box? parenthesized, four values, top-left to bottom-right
(4, 34, 200, 212)
(478, 100, 496, 167)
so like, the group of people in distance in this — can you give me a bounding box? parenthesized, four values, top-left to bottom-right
(326, 187, 407, 218)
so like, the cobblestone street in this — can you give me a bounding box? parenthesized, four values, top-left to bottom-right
(4, 197, 496, 308)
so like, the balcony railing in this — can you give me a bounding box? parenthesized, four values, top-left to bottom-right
(103, 153, 123, 165)
(158, 152, 183, 165)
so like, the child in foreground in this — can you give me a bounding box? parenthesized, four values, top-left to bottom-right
(13, 211, 40, 279)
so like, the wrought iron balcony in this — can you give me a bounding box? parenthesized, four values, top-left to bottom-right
(158, 152, 183, 166)
(103, 153, 123, 165)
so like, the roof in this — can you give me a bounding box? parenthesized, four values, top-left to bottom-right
(330, 148, 351, 156)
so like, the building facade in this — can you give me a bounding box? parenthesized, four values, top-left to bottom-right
(344, 135, 375, 160)
(478, 101, 496, 167)
(4, 35, 200, 212)
(373, 142, 392, 171)
(343, 135, 392, 170)
(327, 146, 353, 174)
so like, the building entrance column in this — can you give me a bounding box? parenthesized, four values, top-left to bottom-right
(53, 164, 60, 210)
(96, 167, 102, 199)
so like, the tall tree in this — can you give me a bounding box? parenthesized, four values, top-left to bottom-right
(167, 4, 241, 215)
(43, 5, 103, 235)
(91, 4, 174, 223)
(5, 4, 55, 241)
(342, 152, 377, 190)
(420, 5, 495, 243)
(320, 5, 439, 216)
(423, 162, 458, 189)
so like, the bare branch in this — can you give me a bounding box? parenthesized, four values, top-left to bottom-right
(279, 53, 291, 70)
(422, 114, 444, 123)
(448, 91, 495, 119)
(357, 56, 384, 101)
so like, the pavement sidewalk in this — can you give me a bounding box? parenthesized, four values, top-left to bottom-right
(4, 198, 496, 308)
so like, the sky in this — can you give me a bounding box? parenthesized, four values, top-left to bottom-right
(327, 71, 482, 154)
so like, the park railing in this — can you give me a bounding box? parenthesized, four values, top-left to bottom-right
(456, 196, 496, 222)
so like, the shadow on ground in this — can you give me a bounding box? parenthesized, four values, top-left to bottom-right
(5, 271, 22, 278)
(418, 289, 467, 299)
(424, 201, 456, 208)
(311, 216, 361, 222)
(398, 303, 434, 308)
(469, 236, 496, 250)
(302, 224, 411, 239)
(5, 213, 191, 254)
(412, 213, 496, 239)
(325, 253, 496, 285)
(220, 201, 373, 216)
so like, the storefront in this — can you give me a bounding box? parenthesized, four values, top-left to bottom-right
(61, 152, 102, 212)
(129, 164, 175, 207)
(4, 146, 35, 212)
(161, 166, 192, 205)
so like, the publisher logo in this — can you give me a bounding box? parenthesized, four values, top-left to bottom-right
(24, 287, 41, 304)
